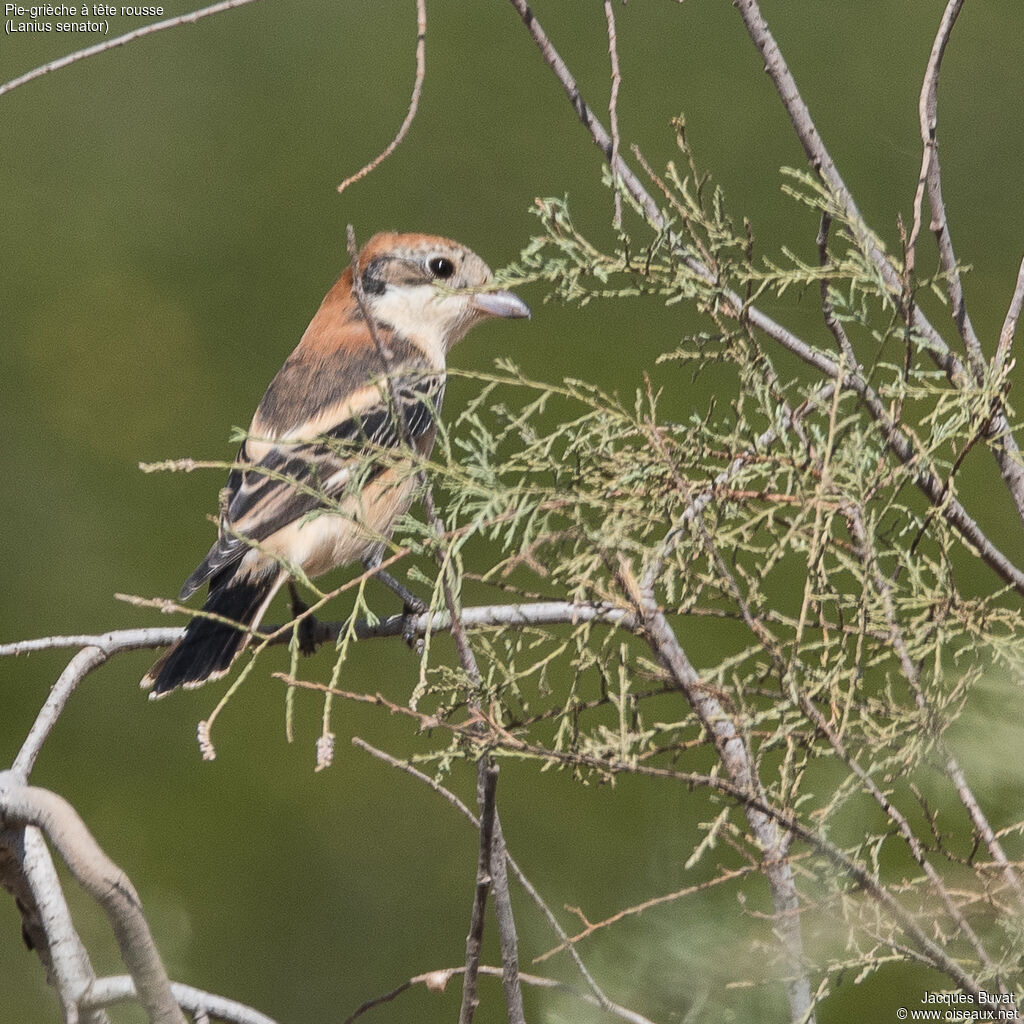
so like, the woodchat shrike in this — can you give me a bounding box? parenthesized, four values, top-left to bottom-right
(143, 232, 530, 696)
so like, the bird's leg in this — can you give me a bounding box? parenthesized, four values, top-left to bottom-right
(362, 554, 426, 650)
(287, 581, 321, 656)
(362, 554, 427, 613)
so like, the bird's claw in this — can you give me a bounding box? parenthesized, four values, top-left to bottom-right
(401, 602, 426, 654)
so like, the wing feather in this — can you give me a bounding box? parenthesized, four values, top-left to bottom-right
(180, 372, 443, 599)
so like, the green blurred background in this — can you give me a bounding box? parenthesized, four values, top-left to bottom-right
(3, 2, 1024, 1021)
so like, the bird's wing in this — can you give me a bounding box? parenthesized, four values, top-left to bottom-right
(179, 371, 444, 599)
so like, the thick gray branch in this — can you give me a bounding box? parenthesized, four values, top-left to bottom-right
(0, 774, 185, 1024)
(84, 976, 282, 1024)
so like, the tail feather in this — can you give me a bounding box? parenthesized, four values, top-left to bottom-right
(142, 571, 282, 696)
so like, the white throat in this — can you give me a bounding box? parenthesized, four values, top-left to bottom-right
(370, 284, 469, 368)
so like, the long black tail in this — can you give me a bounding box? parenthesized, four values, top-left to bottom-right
(142, 571, 279, 696)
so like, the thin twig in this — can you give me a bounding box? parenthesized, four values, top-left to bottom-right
(729, 0, 1024, 521)
(506, 0, 1024, 591)
(534, 864, 760, 965)
(604, 1, 623, 231)
(343, 964, 658, 1024)
(337, 0, 426, 193)
(816, 212, 860, 371)
(995, 252, 1024, 375)
(351, 738, 621, 1014)
(0, 0, 264, 98)
(908, 0, 982, 375)
(459, 763, 498, 1024)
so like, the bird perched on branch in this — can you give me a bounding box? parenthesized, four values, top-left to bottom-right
(142, 232, 530, 696)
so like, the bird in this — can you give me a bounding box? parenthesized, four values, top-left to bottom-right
(142, 231, 530, 696)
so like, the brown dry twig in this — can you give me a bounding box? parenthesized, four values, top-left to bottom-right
(337, 0, 427, 193)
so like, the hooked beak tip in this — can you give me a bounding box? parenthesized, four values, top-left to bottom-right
(471, 290, 532, 321)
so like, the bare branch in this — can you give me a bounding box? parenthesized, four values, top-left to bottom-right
(0, 627, 184, 658)
(506, 0, 666, 232)
(996, 252, 1024, 375)
(908, 1, 983, 373)
(459, 763, 498, 1024)
(84, 976, 283, 1024)
(604, 1, 623, 231)
(0, 0, 264, 99)
(343, 964, 658, 1024)
(508, 0, 1024, 584)
(0, 826, 111, 1024)
(352, 738, 622, 1015)
(14, 646, 108, 780)
(486, 805, 524, 1023)
(337, 0, 426, 193)
(0, 774, 185, 1024)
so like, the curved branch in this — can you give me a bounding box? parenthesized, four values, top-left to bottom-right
(336, 0, 426, 193)
(84, 976, 282, 1024)
(0, 826, 112, 1024)
(0, 774, 185, 1024)
(14, 646, 108, 779)
(6, 629, 182, 779)
(908, 0, 982, 374)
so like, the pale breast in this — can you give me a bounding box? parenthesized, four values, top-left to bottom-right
(253, 467, 422, 579)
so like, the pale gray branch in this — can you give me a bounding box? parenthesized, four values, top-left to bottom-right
(730, 0, 1024, 522)
(14, 646, 108, 779)
(911, 0, 982, 374)
(0, 826, 111, 1024)
(0, 774, 186, 1024)
(84, 976, 283, 1024)
(507, 0, 1024, 592)
(996, 252, 1024, 375)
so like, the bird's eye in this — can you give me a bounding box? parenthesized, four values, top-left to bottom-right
(428, 256, 455, 279)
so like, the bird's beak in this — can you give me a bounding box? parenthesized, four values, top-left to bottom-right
(470, 289, 531, 320)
